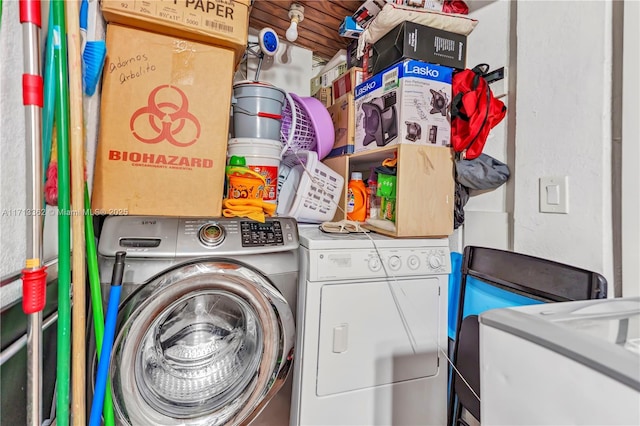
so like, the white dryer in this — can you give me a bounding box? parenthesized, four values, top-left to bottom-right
(291, 227, 450, 425)
(94, 216, 299, 426)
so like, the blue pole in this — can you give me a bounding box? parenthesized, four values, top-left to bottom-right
(89, 251, 126, 426)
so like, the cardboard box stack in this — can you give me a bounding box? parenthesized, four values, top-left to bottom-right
(310, 62, 347, 104)
(321, 5, 475, 236)
(93, 0, 250, 217)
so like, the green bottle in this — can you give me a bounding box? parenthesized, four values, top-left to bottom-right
(225, 155, 247, 197)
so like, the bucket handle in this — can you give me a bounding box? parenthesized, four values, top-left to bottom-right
(280, 92, 297, 159)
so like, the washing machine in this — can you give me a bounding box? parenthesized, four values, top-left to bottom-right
(93, 215, 299, 426)
(291, 227, 450, 425)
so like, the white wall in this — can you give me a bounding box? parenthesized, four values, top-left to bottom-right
(622, 0, 640, 297)
(235, 28, 313, 96)
(460, 0, 511, 251)
(514, 1, 614, 286)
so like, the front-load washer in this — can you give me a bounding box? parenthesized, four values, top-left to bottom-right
(292, 227, 450, 425)
(93, 216, 299, 426)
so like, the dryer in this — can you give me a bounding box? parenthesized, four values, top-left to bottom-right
(93, 216, 299, 426)
(292, 227, 449, 425)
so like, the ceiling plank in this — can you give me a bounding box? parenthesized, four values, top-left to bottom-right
(248, 0, 360, 59)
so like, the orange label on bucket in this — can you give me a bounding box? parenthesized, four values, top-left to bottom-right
(228, 173, 265, 200)
(248, 165, 279, 201)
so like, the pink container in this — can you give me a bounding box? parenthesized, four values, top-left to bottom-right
(280, 93, 335, 160)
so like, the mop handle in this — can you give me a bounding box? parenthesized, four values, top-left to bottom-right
(89, 251, 126, 426)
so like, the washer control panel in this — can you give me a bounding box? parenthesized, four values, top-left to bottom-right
(98, 216, 299, 258)
(240, 220, 284, 247)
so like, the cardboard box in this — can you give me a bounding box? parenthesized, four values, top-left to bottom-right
(310, 62, 347, 96)
(371, 21, 467, 74)
(313, 87, 332, 108)
(352, 0, 385, 26)
(100, 0, 250, 63)
(354, 59, 452, 153)
(92, 24, 234, 217)
(339, 16, 363, 39)
(327, 93, 355, 158)
(332, 67, 364, 103)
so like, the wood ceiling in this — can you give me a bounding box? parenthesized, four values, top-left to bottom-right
(249, 0, 363, 60)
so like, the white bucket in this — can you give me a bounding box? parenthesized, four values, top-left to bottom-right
(227, 138, 282, 203)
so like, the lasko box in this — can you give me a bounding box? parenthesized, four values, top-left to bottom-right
(92, 24, 234, 217)
(354, 59, 453, 153)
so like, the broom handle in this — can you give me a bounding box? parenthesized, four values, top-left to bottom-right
(65, 0, 87, 424)
(19, 1, 45, 425)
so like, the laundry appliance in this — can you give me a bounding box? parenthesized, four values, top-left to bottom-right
(292, 227, 450, 425)
(480, 297, 640, 425)
(93, 216, 299, 426)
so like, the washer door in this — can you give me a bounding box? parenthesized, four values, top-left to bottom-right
(109, 261, 294, 426)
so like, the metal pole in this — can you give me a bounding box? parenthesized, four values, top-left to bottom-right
(20, 1, 46, 425)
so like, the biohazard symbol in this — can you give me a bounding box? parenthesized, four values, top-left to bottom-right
(130, 85, 201, 147)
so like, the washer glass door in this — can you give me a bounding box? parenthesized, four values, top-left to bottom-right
(108, 261, 294, 426)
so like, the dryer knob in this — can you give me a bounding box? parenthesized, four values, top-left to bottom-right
(428, 255, 442, 269)
(368, 256, 382, 272)
(199, 223, 225, 247)
(388, 255, 402, 271)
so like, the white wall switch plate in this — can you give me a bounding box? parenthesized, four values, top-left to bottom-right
(539, 176, 569, 214)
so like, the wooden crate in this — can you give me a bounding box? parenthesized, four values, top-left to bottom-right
(322, 144, 455, 238)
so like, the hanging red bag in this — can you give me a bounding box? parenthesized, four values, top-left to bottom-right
(451, 64, 507, 160)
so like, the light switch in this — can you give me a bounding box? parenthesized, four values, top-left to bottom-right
(539, 176, 569, 214)
(546, 184, 560, 205)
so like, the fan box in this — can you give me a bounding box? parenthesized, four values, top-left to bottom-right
(354, 59, 452, 153)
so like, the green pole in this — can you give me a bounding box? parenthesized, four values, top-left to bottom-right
(52, 0, 71, 424)
(85, 186, 116, 426)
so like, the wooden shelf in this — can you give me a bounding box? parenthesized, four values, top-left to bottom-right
(323, 145, 455, 238)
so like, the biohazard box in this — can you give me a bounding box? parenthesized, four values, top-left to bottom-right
(354, 59, 452, 153)
(92, 24, 233, 217)
(100, 0, 250, 63)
